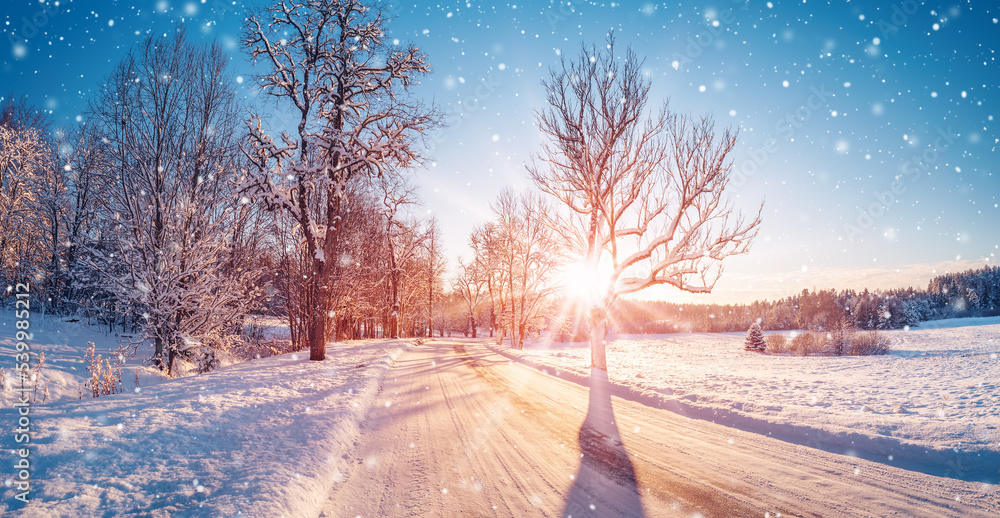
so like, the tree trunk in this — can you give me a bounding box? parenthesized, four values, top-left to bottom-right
(308, 278, 329, 360)
(389, 307, 399, 338)
(589, 306, 608, 370)
(490, 307, 497, 338)
(308, 309, 327, 360)
(389, 247, 400, 338)
(166, 346, 177, 377)
(154, 336, 165, 370)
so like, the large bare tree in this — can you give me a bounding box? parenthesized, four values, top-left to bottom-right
(241, 0, 437, 360)
(529, 35, 762, 370)
(88, 31, 261, 373)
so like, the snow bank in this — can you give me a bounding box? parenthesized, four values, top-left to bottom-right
(0, 312, 295, 406)
(1, 315, 407, 516)
(0, 313, 167, 404)
(485, 317, 1000, 483)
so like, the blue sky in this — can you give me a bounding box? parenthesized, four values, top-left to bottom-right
(3, 0, 998, 303)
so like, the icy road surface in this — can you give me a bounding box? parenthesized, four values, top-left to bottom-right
(322, 339, 997, 517)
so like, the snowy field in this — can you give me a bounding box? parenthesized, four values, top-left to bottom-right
(488, 317, 1000, 483)
(0, 313, 408, 517)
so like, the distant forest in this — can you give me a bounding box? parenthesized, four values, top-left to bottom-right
(607, 265, 1000, 334)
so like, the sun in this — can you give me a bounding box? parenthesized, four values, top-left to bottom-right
(560, 259, 614, 307)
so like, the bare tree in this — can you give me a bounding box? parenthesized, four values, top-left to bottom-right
(88, 30, 261, 373)
(373, 175, 426, 338)
(0, 93, 51, 133)
(529, 35, 762, 370)
(57, 125, 109, 309)
(28, 128, 68, 308)
(2, 102, 110, 314)
(325, 182, 384, 341)
(241, 0, 437, 360)
(423, 216, 447, 337)
(269, 213, 309, 349)
(510, 193, 563, 348)
(469, 222, 507, 342)
(491, 190, 563, 349)
(453, 256, 486, 338)
(466, 190, 563, 348)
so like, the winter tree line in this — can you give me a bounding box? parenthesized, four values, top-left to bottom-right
(0, 12, 453, 374)
(609, 265, 1000, 335)
(3, 0, 767, 374)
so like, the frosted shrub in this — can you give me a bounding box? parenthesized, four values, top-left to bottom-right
(790, 332, 826, 356)
(850, 331, 892, 356)
(0, 355, 50, 405)
(84, 342, 127, 398)
(765, 333, 789, 354)
(30, 351, 50, 404)
(174, 334, 236, 375)
(763, 328, 889, 357)
(194, 345, 222, 374)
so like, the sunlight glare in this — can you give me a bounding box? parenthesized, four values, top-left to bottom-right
(561, 260, 613, 307)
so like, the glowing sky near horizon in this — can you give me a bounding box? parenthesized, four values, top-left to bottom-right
(3, 0, 998, 303)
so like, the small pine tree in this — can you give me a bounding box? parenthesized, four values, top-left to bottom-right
(745, 321, 766, 352)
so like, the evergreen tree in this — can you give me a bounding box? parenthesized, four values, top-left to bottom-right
(744, 321, 766, 352)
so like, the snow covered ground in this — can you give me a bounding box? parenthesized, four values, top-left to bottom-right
(3, 314, 996, 516)
(0, 313, 165, 404)
(0, 313, 295, 406)
(487, 317, 1000, 483)
(0, 312, 408, 516)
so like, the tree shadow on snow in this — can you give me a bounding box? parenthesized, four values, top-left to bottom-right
(563, 368, 645, 517)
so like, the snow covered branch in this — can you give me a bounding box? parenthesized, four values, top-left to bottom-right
(239, 0, 437, 359)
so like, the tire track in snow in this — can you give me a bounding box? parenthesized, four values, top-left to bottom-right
(323, 339, 998, 517)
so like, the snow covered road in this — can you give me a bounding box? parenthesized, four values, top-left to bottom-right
(322, 339, 998, 517)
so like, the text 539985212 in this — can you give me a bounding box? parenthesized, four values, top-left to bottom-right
(12, 281, 32, 504)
